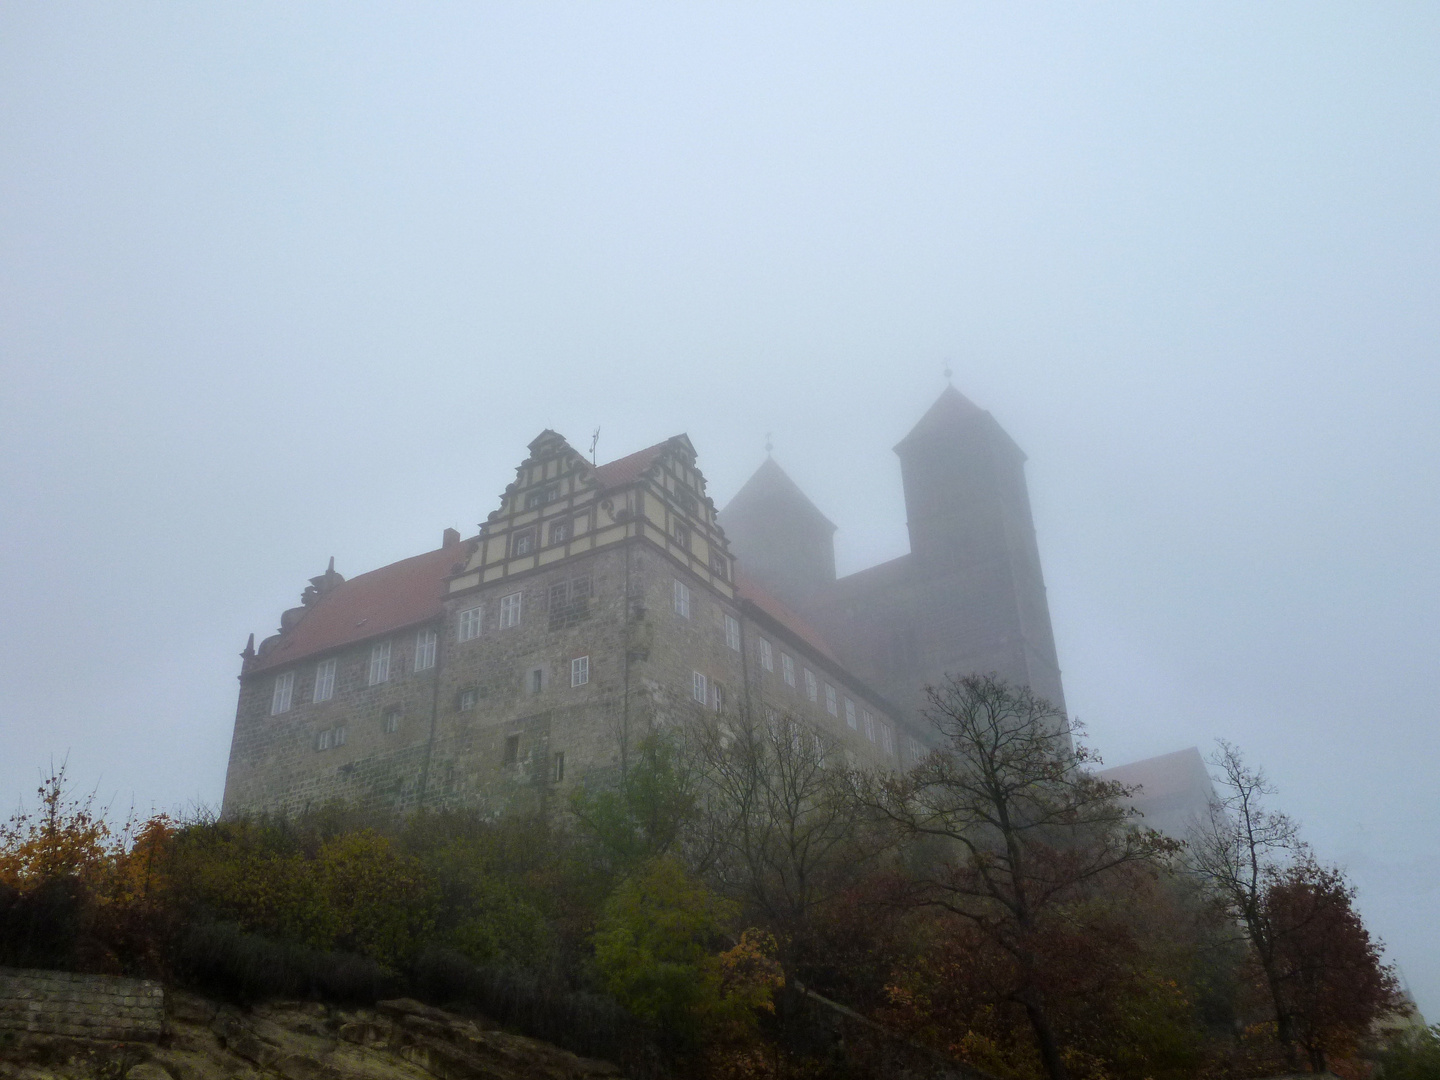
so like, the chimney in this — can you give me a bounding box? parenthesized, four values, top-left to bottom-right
(443, 527, 461, 548)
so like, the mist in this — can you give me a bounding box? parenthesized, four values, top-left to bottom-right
(2, 4, 1436, 1016)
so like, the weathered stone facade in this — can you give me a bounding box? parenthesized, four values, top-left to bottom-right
(0, 968, 164, 1042)
(223, 430, 919, 820)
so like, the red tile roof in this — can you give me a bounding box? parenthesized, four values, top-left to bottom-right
(249, 538, 474, 674)
(734, 568, 841, 666)
(590, 439, 674, 489)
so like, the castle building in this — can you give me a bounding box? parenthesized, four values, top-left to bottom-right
(221, 389, 1066, 820)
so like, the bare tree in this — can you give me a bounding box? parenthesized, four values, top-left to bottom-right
(685, 706, 887, 967)
(1186, 740, 1305, 1066)
(863, 674, 1177, 1080)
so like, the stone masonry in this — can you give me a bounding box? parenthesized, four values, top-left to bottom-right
(0, 968, 164, 1042)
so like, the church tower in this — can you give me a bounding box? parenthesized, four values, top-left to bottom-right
(724, 385, 1066, 724)
(891, 385, 1065, 710)
(718, 455, 836, 611)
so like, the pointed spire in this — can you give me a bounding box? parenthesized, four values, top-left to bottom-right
(241, 633, 256, 659)
(764, 431, 774, 456)
(327, 555, 334, 574)
(895, 384, 986, 450)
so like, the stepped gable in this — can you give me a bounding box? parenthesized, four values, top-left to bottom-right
(249, 534, 472, 674)
(590, 436, 686, 490)
(734, 568, 841, 666)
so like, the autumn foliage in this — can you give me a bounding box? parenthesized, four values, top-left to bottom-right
(0, 692, 1405, 1080)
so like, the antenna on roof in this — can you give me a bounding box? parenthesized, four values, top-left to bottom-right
(765, 432, 774, 456)
(589, 426, 601, 465)
(943, 361, 953, 384)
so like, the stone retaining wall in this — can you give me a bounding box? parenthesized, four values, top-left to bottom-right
(0, 967, 164, 1041)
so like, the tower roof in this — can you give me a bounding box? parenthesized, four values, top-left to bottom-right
(722, 456, 836, 533)
(894, 385, 986, 450)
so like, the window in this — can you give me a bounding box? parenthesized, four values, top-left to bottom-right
(313, 659, 335, 702)
(549, 576, 592, 609)
(511, 529, 536, 557)
(458, 606, 482, 642)
(571, 656, 589, 687)
(673, 579, 690, 619)
(271, 671, 294, 715)
(368, 642, 391, 686)
(881, 723, 894, 755)
(499, 592, 522, 628)
(781, 653, 795, 687)
(692, 671, 708, 705)
(825, 684, 838, 716)
(317, 725, 346, 751)
(672, 522, 690, 549)
(529, 667, 544, 694)
(864, 711, 876, 742)
(845, 698, 857, 730)
(908, 736, 924, 763)
(758, 638, 773, 672)
(804, 669, 818, 703)
(710, 552, 728, 580)
(524, 486, 558, 510)
(724, 614, 740, 651)
(813, 733, 827, 764)
(459, 688, 478, 710)
(503, 733, 520, 765)
(415, 629, 437, 671)
(548, 519, 570, 545)
(552, 752, 565, 783)
(713, 683, 725, 713)
(382, 707, 400, 734)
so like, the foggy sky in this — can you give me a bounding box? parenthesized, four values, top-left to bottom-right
(2, 4, 1436, 1015)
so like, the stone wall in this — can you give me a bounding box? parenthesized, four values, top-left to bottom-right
(0, 967, 164, 1042)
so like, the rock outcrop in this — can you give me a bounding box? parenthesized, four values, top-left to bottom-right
(0, 993, 623, 1080)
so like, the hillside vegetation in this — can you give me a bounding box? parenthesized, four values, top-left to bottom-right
(0, 678, 1410, 1079)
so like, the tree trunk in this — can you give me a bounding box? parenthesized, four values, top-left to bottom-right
(1018, 989, 1069, 1080)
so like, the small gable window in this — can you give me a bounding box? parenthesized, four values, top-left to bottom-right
(511, 528, 537, 557)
